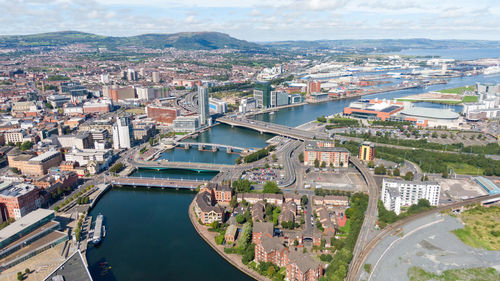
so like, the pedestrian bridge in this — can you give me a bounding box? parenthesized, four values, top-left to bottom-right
(133, 160, 235, 172)
(176, 141, 248, 153)
(111, 176, 206, 189)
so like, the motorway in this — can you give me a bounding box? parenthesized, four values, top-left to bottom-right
(346, 192, 500, 281)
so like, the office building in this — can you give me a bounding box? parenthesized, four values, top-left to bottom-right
(104, 85, 135, 102)
(65, 148, 113, 168)
(254, 82, 271, 108)
(198, 86, 210, 126)
(152, 71, 161, 83)
(83, 99, 113, 114)
(146, 105, 179, 124)
(209, 98, 228, 114)
(0, 182, 42, 220)
(358, 141, 375, 161)
(47, 95, 71, 108)
(239, 98, 257, 113)
(270, 91, 289, 107)
(173, 116, 200, 133)
(304, 141, 350, 167)
(381, 178, 441, 215)
(8, 150, 62, 176)
(57, 132, 93, 150)
(112, 116, 133, 149)
(127, 69, 137, 81)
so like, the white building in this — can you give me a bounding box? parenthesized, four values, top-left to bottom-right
(198, 86, 210, 126)
(136, 87, 155, 101)
(381, 178, 440, 215)
(173, 116, 200, 133)
(112, 116, 132, 149)
(64, 148, 113, 167)
(209, 98, 227, 114)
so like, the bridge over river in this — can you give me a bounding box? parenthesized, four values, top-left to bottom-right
(218, 117, 329, 140)
(111, 176, 206, 189)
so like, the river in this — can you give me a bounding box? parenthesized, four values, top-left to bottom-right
(87, 62, 500, 280)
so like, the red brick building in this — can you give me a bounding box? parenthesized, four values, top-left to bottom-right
(304, 141, 350, 168)
(252, 221, 274, 245)
(0, 182, 41, 221)
(255, 236, 289, 267)
(146, 105, 180, 124)
(286, 250, 323, 281)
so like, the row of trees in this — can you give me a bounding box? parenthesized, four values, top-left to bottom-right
(243, 147, 270, 163)
(324, 193, 369, 281)
(378, 199, 432, 228)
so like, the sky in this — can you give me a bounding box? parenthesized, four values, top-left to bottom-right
(0, 0, 499, 41)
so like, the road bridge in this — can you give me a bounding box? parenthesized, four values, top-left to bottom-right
(111, 176, 205, 189)
(218, 117, 329, 140)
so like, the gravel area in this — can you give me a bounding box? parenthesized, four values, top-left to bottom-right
(360, 214, 500, 281)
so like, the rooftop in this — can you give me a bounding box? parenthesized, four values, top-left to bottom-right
(400, 107, 459, 120)
(0, 182, 37, 198)
(43, 250, 93, 281)
(0, 209, 55, 244)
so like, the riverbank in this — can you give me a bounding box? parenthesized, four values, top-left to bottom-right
(188, 201, 269, 281)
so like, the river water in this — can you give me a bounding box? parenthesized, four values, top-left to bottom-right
(87, 58, 500, 280)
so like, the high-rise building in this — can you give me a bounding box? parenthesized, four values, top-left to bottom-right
(198, 86, 210, 126)
(358, 141, 375, 161)
(127, 69, 137, 81)
(152, 71, 161, 83)
(253, 82, 271, 108)
(112, 116, 133, 149)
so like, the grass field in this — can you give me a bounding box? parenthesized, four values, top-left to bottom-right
(446, 162, 483, 175)
(395, 98, 463, 105)
(453, 206, 500, 251)
(408, 266, 500, 281)
(438, 85, 475, 95)
(125, 108, 145, 115)
(462, 96, 479, 103)
(339, 219, 351, 235)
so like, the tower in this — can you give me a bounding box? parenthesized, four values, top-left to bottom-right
(113, 116, 133, 149)
(198, 86, 210, 126)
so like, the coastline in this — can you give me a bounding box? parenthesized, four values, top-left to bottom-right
(187, 201, 270, 281)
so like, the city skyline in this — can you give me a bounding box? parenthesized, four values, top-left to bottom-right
(0, 0, 499, 41)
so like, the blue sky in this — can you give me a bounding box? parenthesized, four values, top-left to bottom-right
(0, 0, 499, 41)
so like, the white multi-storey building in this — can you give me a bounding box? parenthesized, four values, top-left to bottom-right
(381, 178, 440, 215)
(112, 116, 132, 149)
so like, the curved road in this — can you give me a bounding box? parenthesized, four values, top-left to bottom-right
(346, 191, 500, 281)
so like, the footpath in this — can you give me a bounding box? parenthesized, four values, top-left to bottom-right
(188, 201, 270, 281)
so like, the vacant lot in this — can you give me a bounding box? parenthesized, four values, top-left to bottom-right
(408, 266, 500, 281)
(453, 206, 500, 250)
(438, 85, 475, 95)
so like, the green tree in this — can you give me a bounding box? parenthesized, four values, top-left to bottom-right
(20, 141, 33, 151)
(232, 179, 251, 193)
(17, 272, 23, 281)
(374, 165, 386, 175)
(25, 268, 30, 274)
(263, 181, 281, 194)
(442, 169, 449, 178)
(299, 152, 304, 163)
(272, 154, 277, 162)
(367, 160, 375, 168)
(149, 137, 154, 146)
(393, 168, 400, 177)
(301, 195, 308, 206)
(314, 159, 320, 168)
(403, 171, 414, 181)
(364, 264, 372, 273)
(321, 161, 326, 168)
(236, 214, 246, 224)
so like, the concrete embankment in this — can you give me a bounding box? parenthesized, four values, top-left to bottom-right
(188, 201, 270, 281)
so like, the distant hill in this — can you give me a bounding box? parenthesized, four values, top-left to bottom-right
(264, 38, 500, 52)
(0, 31, 262, 51)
